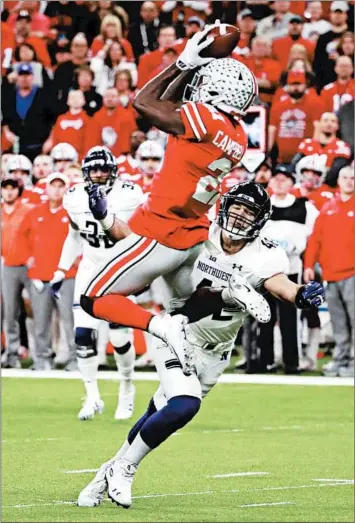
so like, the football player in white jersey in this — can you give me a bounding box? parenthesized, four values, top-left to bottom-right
(77, 182, 325, 508)
(49, 146, 145, 421)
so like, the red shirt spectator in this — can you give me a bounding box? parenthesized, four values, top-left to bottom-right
(304, 193, 354, 282)
(7, 5, 51, 38)
(320, 56, 354, 113)
(269, 72, 324, 163)
(44, 90, 90, 160)
(272, 15, 315, 70)
(292, 185, 336, 211)
(241, 37, 281, 104)
(2, 194, 33, 266)
(137, 25, 177, 88)
(13, 10, 51, 68)
(90, 13, 134, 61)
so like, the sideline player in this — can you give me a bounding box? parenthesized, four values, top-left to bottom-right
(49, 146, 145, 420)
(77, 183, 325, 508)
(79, 24, 259, 374)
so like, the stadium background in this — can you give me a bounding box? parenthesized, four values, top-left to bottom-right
(1, 0, 354, 376)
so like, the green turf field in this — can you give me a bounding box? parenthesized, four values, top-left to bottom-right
(2, 377, 354, 522)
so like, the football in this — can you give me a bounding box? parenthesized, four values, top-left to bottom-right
(200, 23, 240, 59)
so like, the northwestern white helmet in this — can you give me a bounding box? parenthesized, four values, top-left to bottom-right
(6, 154, 32, 175)
(50, 142, 78, 162)
(183, 57, 258, 118)
(296, 154, 327, 187)
(136, 140, 164, 176)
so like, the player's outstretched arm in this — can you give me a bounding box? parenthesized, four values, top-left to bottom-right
(263, 273, 325, 309)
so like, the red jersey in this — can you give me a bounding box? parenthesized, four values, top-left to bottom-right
(117, 155, 141, 181)
(269, 94, 324, 163)
(129, 101, 248, 249)
(320, 79, 354, 113)
(292, 184, 336, 211)
(21, 187, 48, 206)
(297, 137, 352, 168)
(52, 110, 91, 160)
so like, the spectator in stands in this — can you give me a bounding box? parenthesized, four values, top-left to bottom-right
(1, 154, 15, 176)
(116, 129, 146, 179)
(253, 159, 273, 188)
(1, 63, 55, 161)
(320, 56, 354, 113)
(44, 0, 85, 41)
(160, 0, 210, 27)
(9, 43, 52, 90)
(63, 162, 83, 184)
(43, 90, 91, 160)
(76, 64, 102, 117)
(53, 32, 89, 114)
(337, 99, 354, 155)
(114, 71, 139, 153)
(148, 47, 178, 80)
(302, 1, 331, 41)
(5, 154, 47, 205)
(90, 14, 134, 61)
(32, 154, 53, 186)
(1, 175, 32, 369)
(115, 69, 136, 103)
(274, 56, 318, 104)
(48, 38, 72, 69)
(268, 71, 324, 164)
(173, 16, 205, 52)
(334, 31, 355, 63)
(86, 87, 121, 156)
(292, 112, 352, 187)
(6, 1, 51, 39)
(90, 41, 138, 96)
(232, 8, 256, 58)
(259, 164, 319, 374)
(304, 166, 354, 377)
(313, 0, 350, 90)
(128, 1, 161, 58)
(242, 36, 281, 105)
(256, 0, 293, 42)
(14, 10, 51, 68)
(24, 172, 78, 371)
(272, 15, 316, 70)
(50, 142, 79, 173)
(293, 153, 334, 210)
(137, 25, 176, 89)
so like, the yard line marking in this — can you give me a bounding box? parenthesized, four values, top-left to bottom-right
(209, 472, 269, 478)
(2, 368, 353, 386)
(313, 479, 354, 484)
(4, 481, 353, 509)
(239, 501, 294, 508)
(63, 468, 98, 474)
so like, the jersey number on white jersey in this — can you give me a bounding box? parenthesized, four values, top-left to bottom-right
(80, 220, 115, 249)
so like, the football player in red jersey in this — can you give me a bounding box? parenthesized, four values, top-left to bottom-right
(293, 154, 336, 211)
(292, 112, 352, 187)
(80, 23, 258, 375)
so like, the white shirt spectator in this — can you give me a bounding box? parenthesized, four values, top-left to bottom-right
(90, 56, 137, 96)
(303, 19, 332, 41)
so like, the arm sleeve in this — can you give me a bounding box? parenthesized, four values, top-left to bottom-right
(57, 222, 82, 272)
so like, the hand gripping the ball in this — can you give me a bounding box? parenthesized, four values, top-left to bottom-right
(295, 282, 325, 309)
(176, 25, 216, 70)
(87, 184, 108, 221)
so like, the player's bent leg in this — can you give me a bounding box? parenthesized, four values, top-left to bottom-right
(109, 323, 136, 420)
(75, 326, 104, 421)
(80, 235, 203, 375)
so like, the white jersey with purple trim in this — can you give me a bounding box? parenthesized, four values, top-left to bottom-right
(184, 222, 289, 352)
(63, 180, 144, 265)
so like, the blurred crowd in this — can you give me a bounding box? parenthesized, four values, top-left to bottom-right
(1, 0, 354, 376)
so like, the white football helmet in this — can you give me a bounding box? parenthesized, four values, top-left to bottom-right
(136, 140, 164, 176)
(50, 142, 78, 163)
(296, 154, 327, 188)
(182, 57, 258, 118)
(6, 154, 33, 176)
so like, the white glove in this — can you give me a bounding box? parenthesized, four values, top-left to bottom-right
(176, 24, 216, 70)
(49, 270, 66, 299)
(31, 279, 45, 293)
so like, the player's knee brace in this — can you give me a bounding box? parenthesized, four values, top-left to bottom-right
(109, 323, 132, 353)
(80, 295, 95, 317)
(164, 395, 201, 429)
(75, 327, 97, 359)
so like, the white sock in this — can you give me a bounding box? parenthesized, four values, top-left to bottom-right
(113, 344, 135, 395)
(77, 356, 100, 401)
(124, 433, 152, 465)
(113, 439, 131, 461)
